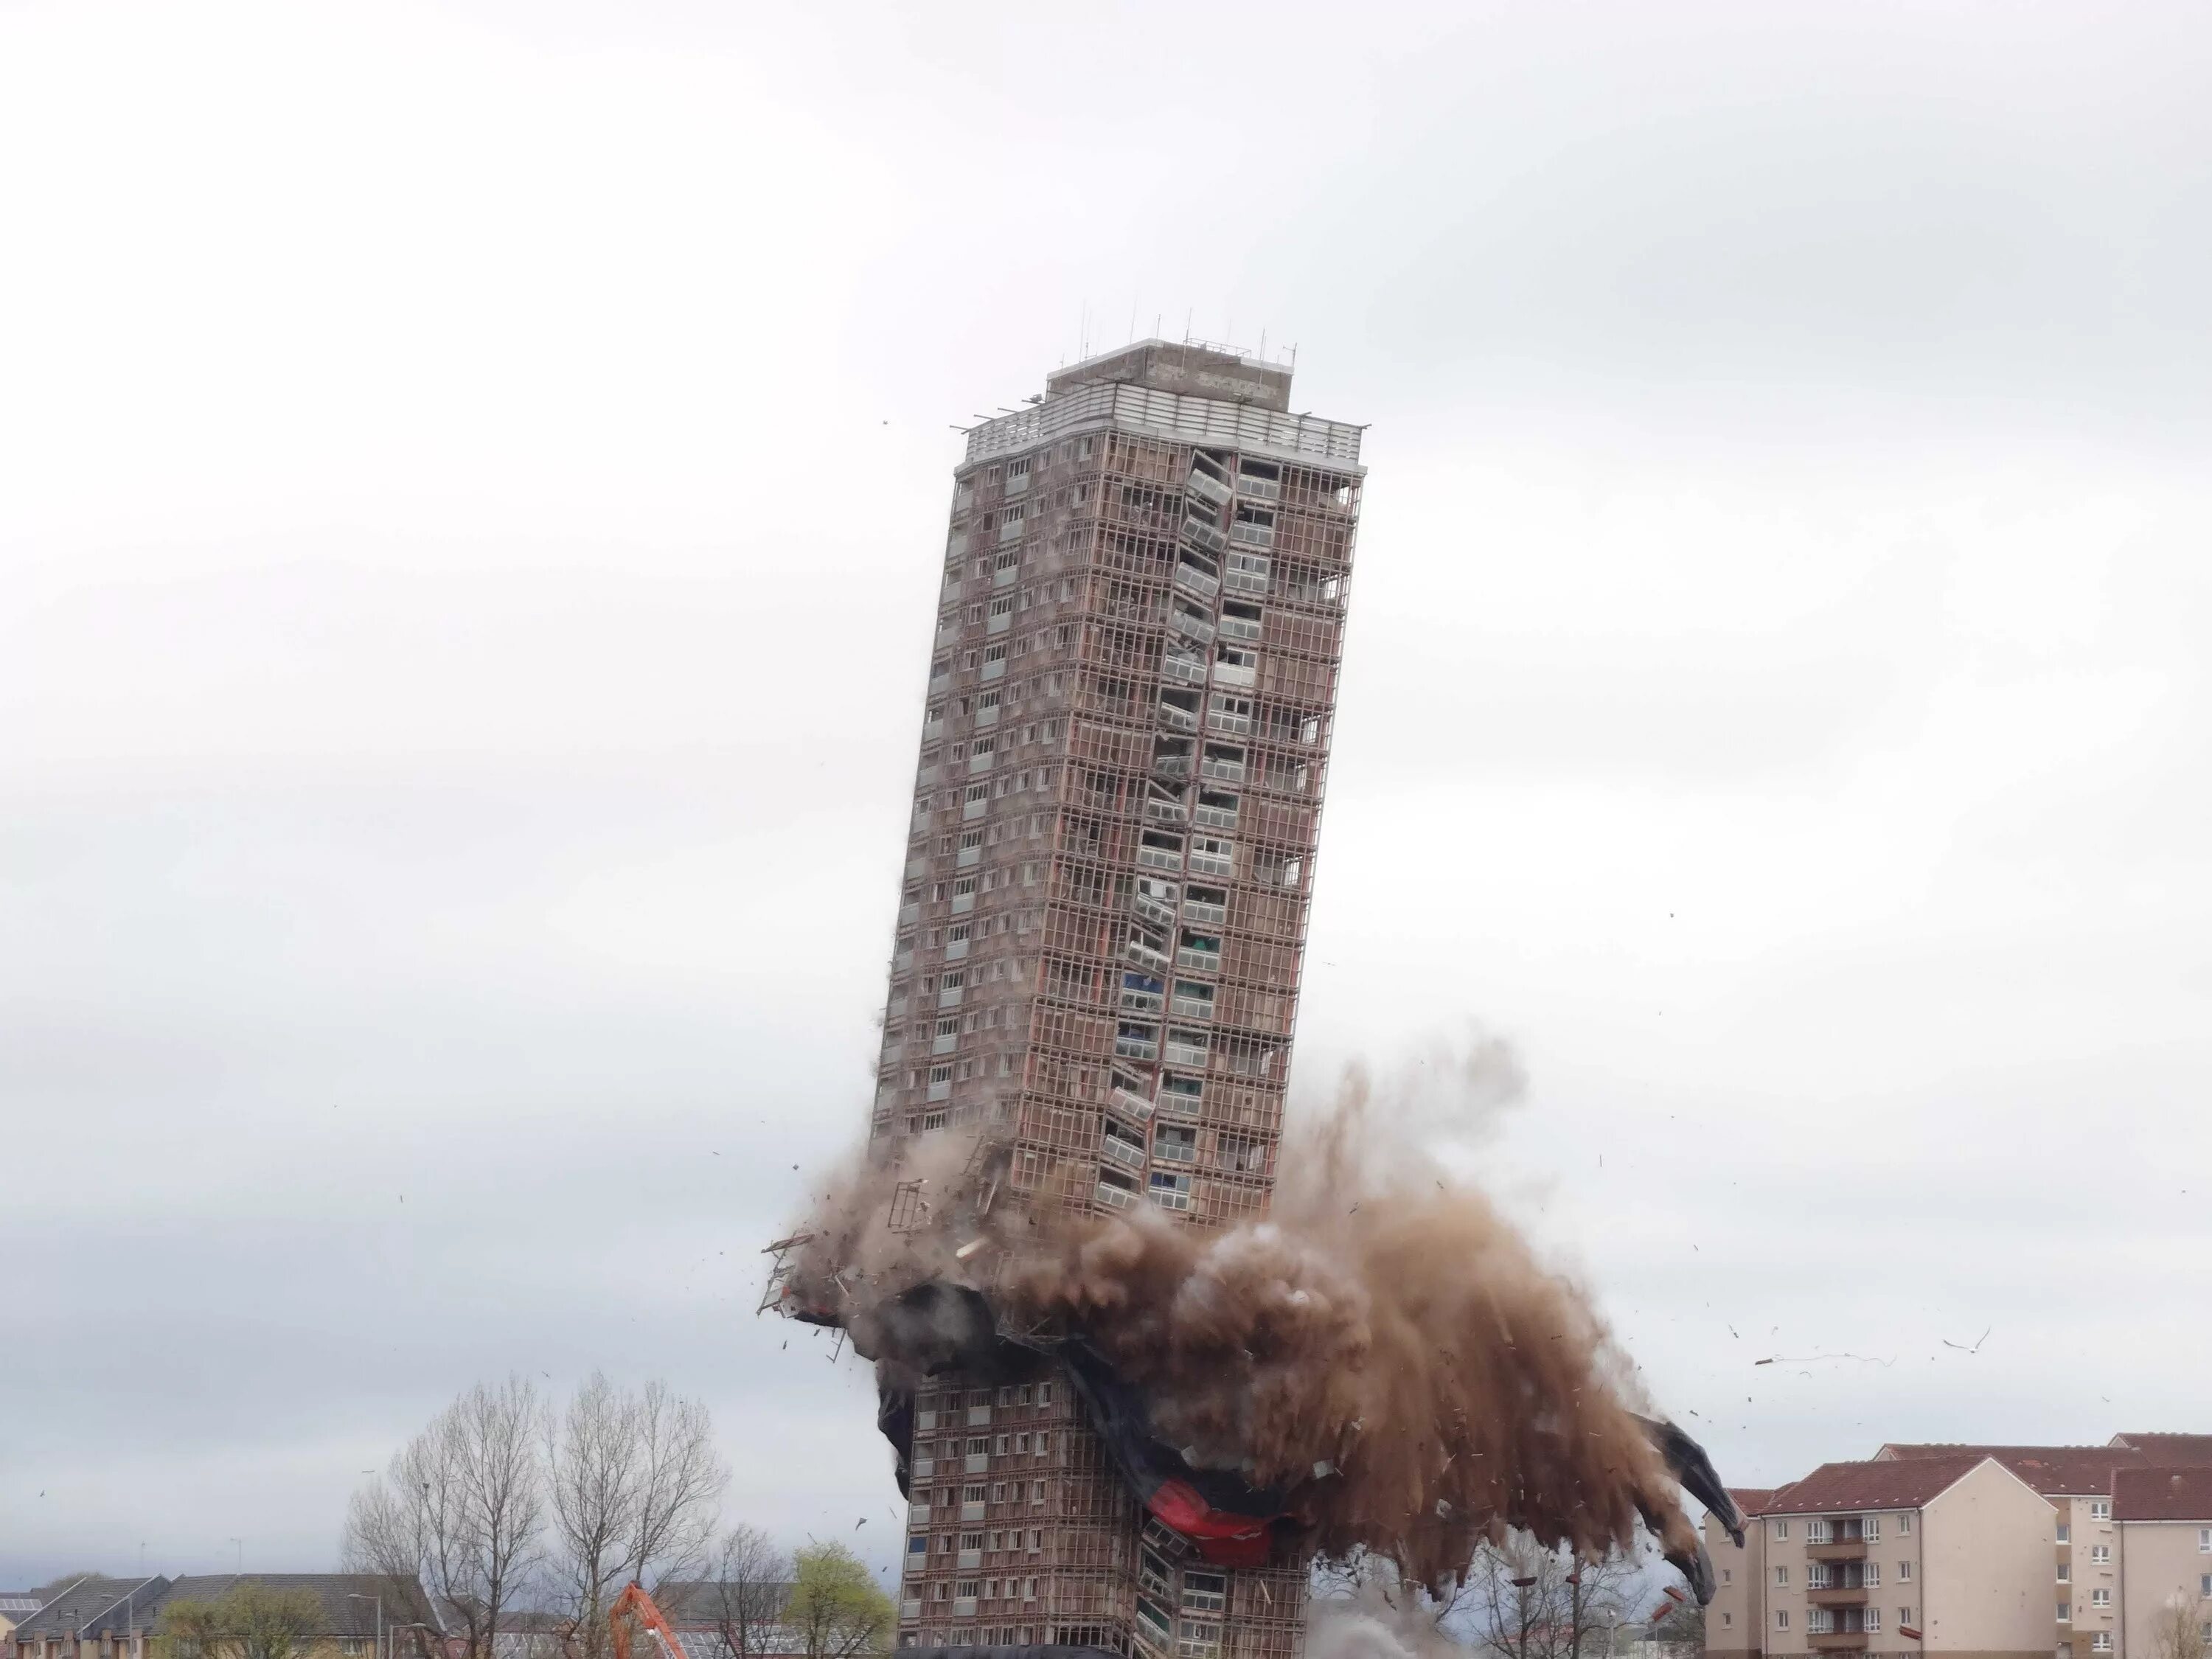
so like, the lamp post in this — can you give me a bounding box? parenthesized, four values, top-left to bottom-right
(346, 1596, 383, 1659)
(392, 1621, 438, 1659)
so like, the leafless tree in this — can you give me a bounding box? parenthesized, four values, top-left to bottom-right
(2152, 1590, 2210, 1659)
(344, 1376, 549, 1659)
(705, 1526, 792, 1659)
(1462, 1534, 1644, 1659)
(543, 1373, 728, 1659)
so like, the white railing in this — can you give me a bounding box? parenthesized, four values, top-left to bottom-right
(1095, 1181, 1133, 1210)
(963, 381, 1363, 467)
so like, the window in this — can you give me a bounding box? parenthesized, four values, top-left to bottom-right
(908, 1535, 928, 1556)
(1899, 1608, 1913, 1628)
(1182, 1572, 1226, 1613)
(1900, 1514, 1913, 1536)
(1775, 1568, 1790, 1587)
(1774, 1520, 1791, 1540)
(1722, 1569, 1733, 1586)
(2091, 1635, 2111, 1652)
(2091, 1501, 2111, 1521)
(2059, 1604, 2073, 1623)
(2091, 1545, 2110, 1565)
(2057, 1523, 2070, 1543)
(2091, 1590, 2110, 1608)
(1865, 1608, 1881, 1631)
(1865, 1563, 1881, 1587)
(2201, 1574, 2212, 1597)
(1777, 1613, 1790, 1632)
(1899, 1561, 1912, 1583)
(1866, 1517, 1882, 1543)
(1722, 1614, 1733, 1630)
(2200, 1527, 2212, 1553)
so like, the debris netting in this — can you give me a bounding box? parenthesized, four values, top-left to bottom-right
(779, 1048, 1742, 1600)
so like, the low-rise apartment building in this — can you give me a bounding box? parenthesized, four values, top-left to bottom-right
(1709, 1433, 2212, 1659)
(2112, 1467, 2212, 1659)
(7, 1574, 430, 1659)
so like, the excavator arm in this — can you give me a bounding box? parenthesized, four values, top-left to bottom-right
(608, 1583, 683, 1659)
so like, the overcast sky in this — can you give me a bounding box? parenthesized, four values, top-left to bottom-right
(4, 0, 2211, 1593)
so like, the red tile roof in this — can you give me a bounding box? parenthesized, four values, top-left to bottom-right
(2112, 1434, 2212, 1464)
(2114, 1467, 2212, 1522)
(1726, 1487, 1781, 1517)
(1764, 1456, 1988, 1514)
(1878, 1444, 2144, 1495)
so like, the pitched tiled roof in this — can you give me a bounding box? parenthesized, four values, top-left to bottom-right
(2112, 1434, 2212, 1464)
(9, 1578, 165, 1638)
(2114, 1467, 2212, 1522)
(1725, 1488, 1781, 1518)
(1762, 1456, 1987, 1514)
(1878, 1444, 2145, 1495)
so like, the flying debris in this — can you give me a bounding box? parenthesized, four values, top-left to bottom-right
(765, 1107, 1740, 1601)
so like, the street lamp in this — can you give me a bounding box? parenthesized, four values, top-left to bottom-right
(391, 1621, 438, 1659)
(345, 1595, 383, 1659)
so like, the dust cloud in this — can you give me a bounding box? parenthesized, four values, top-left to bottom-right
(780, 1035, 1706, 1596)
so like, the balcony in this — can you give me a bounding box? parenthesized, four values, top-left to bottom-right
(1211, 660, 1256, 690)
(950, 892, 975, 914)
(998, 518, 1023, 544)
(1193, 801, 1237, 831)
(1177, 948, 1221, 975)
(900, 1600, 921, 1622)
(945, 935, 970, 960)
(1171, 992, 1214, 1021)
(1152, 1138, 1196, 1164)
(975, 703, 999, 726)
(1809, 1540, 1869, 1563)
(1186, 468, 1231, 508)
(1200, 755, 1245, 785)
(958, 1548, 982, 1569)
(909, 1501, 931, 1520)
(1152, 751, 1193, 782)
(1119, 989, 1163, 1015)
(1189, 848, 1233, 878)
(1137, 844, 1183, 872)
(1102, 1136, 1147, 1170)
(1809, 1589, 1870, 1607)
(967, 749, 993, 773)
(911, 1455, 934, 1478)
(1183, 899, 1225, 926)
(1133, 894, 1178, 930)
(1094, 1180, 1133, 1210)
(987, 611, 1011, 635)
(1174, 562, 1220, 601)
(1116, 1034, 1160, 1062)
(954, 1598, 977, 1618)
(1183, 518, 1228, 556)
(960, 1501, 985, 1522)
(1168, 607, 1215, 646)
(1217, 611, 1261, 643)
(932, 1033, 957, 1055)
(1125, 938, 1169, 974)
(928, 1079, 950, 1101)
(994, 563, 1017, 587)
(1164, 1037, 1209, 1068)
(1161, 653, 1208, 686)
(1236, 472, 1281, 502)
(1808, 1635, 1868, 1652)
(967, 1404, 991, 1424)
(957, 844, 980, 867)
(1157, 701, 1198, 734)
(1108, 1086, 1155, 1124)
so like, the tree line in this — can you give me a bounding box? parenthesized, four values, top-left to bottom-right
(340, 1374, 891, 1659)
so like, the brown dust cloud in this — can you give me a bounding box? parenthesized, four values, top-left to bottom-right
(781, 1035, 1711, 1597)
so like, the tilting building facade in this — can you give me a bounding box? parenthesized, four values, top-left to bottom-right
(870, 341, 1366, 1654)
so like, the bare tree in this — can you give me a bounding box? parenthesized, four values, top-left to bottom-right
(543, 1374, 729, 1659)
(706, 1526, 792, 1659)
(344, 1376, 549, 1659)
(1463, 1534, 1644, 1659)
(2151, 1590, 2210, 1659)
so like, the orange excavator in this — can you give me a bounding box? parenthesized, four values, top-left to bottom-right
(607, 1583, 684, 1659)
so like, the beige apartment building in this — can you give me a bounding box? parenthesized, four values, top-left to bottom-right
(2112, 1467, 2212, 1659)
(1708, 1436, 2212, 1659)
(1704, 1458, 2055, 1659)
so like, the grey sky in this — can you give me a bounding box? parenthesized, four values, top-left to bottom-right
(4, 0, 2210, 1591)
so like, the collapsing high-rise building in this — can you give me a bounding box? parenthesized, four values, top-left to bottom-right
(870, 341, 1365, 1655)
